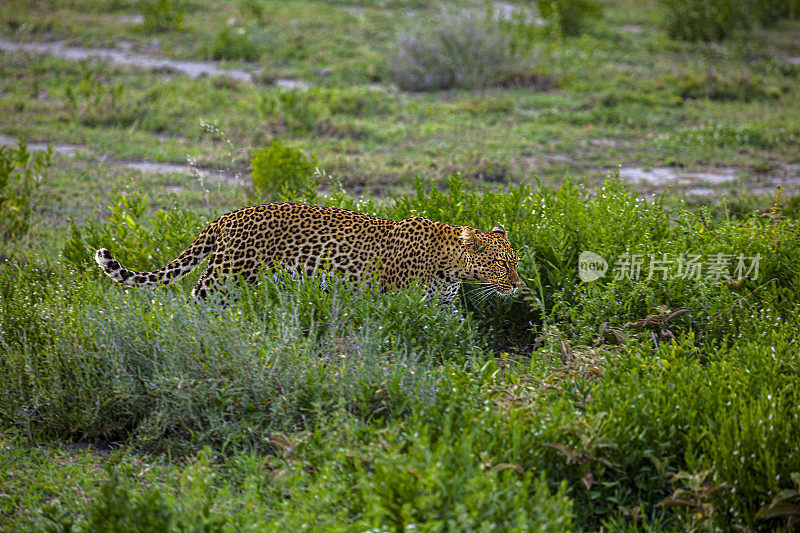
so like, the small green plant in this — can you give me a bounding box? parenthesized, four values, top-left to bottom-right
(62, 188, 206, 271)
(238, 0, 266, 21)
(140, 0, 184, 32)
(0, 139, 52, 242)
(278, 90, 322, 133)
(89, 453, 226, 532)
(204, 26, 262, 62)
(536, 0, 601, 37)
(250, 141, 317, 201)
(766, 0, 800, 21)
(388, 12, 527, 91)
(657, 470, 731, 530)
(257, 90, 324, 134)
(667, 70, 784, 102)
(63, 67, 136, 127)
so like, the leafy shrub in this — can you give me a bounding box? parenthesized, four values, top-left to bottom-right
(579, 329, 800, 530)
(0, 263, 473, 450)
(250, 140, 317, 201)
(759, 0, 800, 22)
(276, 90, 321, 133)
(0, 139, 51, 242)
(742, 0, 800, 24)
(26, 419, 575, 531)
(361, 423, 574, 530)
(62, 188, 207, 271)
(388, 12, 526, 91)
(658, 0, 799, 41)
(203, 26, 262, 62)
(536, 0, 601, 37)
(317, 87, 395, 117)
(140, 0, 184, 32)
(88, 452, 226, 532)
(658, 0, 750, 41)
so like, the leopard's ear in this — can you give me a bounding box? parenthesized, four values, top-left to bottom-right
(460, 227, 487, 253)
(491, 225, 507, 237)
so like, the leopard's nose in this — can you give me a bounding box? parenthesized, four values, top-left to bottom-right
(511, 278, 521, 289)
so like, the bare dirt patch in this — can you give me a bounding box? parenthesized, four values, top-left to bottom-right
(0, 38, 255, 81)
(0, 134, 244, 185)
(0, 133, 85, 156)
(0, 38, 315, 91)
(617, 166, 738, 186)
(107, 158, 243, 184)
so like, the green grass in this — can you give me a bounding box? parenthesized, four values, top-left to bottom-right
(0, 0, 798, 201)
(1, 0, 800, 530)
(3, 170, 800, 530)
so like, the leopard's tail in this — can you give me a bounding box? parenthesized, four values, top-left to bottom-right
(94, 224, 218, 288)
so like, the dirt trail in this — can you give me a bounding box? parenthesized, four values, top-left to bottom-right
(614, 164, 797, 197)
(617, 166, 738, 186)
(0, 133, 84, 156)
(0, 134, 244, 185)
(0, 37, 310, 88)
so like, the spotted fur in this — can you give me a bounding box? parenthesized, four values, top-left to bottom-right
(94, 202, 521, 303)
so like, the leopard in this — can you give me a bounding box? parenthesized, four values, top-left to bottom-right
(94, 202, 521, 304)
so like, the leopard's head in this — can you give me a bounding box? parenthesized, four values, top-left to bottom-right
(460, 225, 521, 297)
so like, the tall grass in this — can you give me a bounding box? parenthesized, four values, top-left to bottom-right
(202, 26, 263, 61)
(0, 139, 51, 242)
(2, 174, 800, 530)
(140, 0, 184, 32)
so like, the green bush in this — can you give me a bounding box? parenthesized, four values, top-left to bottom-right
(203, 26, 262, 62)
(276, 90, 321, 133)
(0, 139, 52, 242)
(317, 86, 395, 117)
(140, 0, 184, 32)
(658, 0, 799, 41)
(361, 423, 574, 530)
(62, 188, 207, 272)
(666, 70, 784, 102)
(536, 0, 601, 37)
(84, 450, 226, 532)
(760, 0, 800, 22)
(659, 0, 749, 41)
(250, 141, 318, 201)
(387, 12, 527, 91)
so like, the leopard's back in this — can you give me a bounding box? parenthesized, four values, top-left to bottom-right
(95, 202, 520, 304)
(207, 203, 397, 288)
